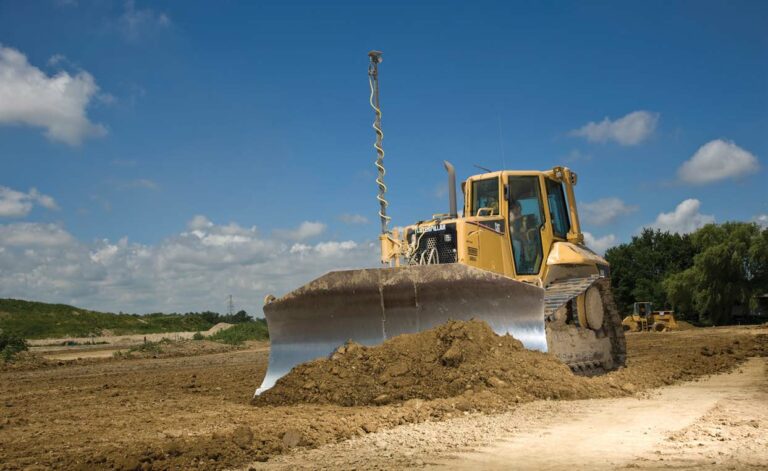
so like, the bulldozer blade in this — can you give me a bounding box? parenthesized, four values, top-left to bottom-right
(256, 264, 545, 395)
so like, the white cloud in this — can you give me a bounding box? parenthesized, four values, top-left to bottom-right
(47, 54, 66, 67)
(0, 45, 106, 145)
(120, 0, 171, 40)
(290, 240, 359, 258)
(0, 216, 377, 314)
(570, 110, 659, 146)
(0, 223, 73, 247)
(29, 189, 58, 210)
(187, 215, 213, 231)
(678, 139, 759, 185)
(0, 186, 58, 217)
(754, 214, 768, 228)
(649, 199, 715, 234)
(276, 221, 326, 241)
(313, 241, 358, 257)
(338, 213, 369, 225)
(580, 197, 637, 226)
(583, 232, 618, 255)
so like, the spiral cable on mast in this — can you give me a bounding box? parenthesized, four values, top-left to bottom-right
(368, 51, 390, 235)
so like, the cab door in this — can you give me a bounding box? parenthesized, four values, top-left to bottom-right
(506, 175, 547, 279)
(461, 175, 515, 277)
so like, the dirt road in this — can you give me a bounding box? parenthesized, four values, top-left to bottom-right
(253, 357, 767, 470)
(441, 357, 767, 470)
(39, 346, 129, 361)
(26, 322, 233, 348)
(1, 326, 766, 470)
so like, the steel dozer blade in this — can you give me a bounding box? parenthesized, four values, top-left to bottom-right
(255, 264, 545, 395)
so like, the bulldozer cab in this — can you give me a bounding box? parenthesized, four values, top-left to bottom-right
(460, 166, 586, 282)
(634, 302, 653, 318)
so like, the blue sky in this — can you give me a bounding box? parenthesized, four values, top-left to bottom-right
(0, 0, 766, 313)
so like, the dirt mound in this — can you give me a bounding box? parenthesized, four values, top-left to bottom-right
(255, 320, 608, 407)
(206, 322, 234, 334)
(675, 320, 697, 330)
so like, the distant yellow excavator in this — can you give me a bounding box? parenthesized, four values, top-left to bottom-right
(622, 302, 679, 332)
(255, 51, 626, 395)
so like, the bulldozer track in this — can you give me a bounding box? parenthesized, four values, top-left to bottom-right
(590, 277, 627, 372)
(544, 276, 626, 375)
(544, 275, 601, 318)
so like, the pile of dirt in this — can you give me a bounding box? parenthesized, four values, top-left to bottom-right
(675, 320, 697, 330)
(255, 320, 610, 407)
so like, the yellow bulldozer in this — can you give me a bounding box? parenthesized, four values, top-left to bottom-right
(255, 51, 626, 395)
(622, 302, 679, 332)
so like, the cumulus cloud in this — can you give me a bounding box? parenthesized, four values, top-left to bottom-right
(0, 222, 73, 247)
(338, 213, 369, 225)
(0, 216, 377, 314)
(0, 186, 58, 217)
(187, 215, 213, 230)
(276, 221, 326, 241)
(583, 232, 618, 255)
(678, 139, 759, 185)
(754, 214, 768, 228)
(649, 199, 715, 234)
(580, 197, 637, 226)
(0, 45, 106, 145)
(570, 111, 659, 146)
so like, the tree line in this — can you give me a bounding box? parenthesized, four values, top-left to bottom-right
(605, 222, 768, 325)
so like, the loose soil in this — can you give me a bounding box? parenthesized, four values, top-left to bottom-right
(253, 357, 768, 470)
(255, 320, 612, 407)
(0, 326, 766, 470)
(257, 320, 766, 408)
(1, 340, 245, 372)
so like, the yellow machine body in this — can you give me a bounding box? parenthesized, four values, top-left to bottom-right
(382, 166, 608, 283)
(257, 165, 627, 395)
(622, 302, 679, 332)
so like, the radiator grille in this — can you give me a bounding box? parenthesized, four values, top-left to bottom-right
(410, 224, 457, 264)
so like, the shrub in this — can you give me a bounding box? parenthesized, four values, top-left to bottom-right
(130, 339, 172, 354)
(208, 320, 268, 345)
(1, 329, 29, 362)
(192, 331, 205, 341)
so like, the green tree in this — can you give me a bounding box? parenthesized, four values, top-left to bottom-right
(231, 310, 250, 323)
(664, 222, 768, 325)
(605, 228, 696, 314)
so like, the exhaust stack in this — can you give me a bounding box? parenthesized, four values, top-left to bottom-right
(443, 160, 458, 218)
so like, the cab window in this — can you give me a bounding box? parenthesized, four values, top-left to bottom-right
(471, 178, 499, 216)
(545, 179, 570, 238)
(508, 176, 544, 275)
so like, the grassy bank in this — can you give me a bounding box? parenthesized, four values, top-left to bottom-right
(0, 299, 235, 339)
(208, 320, 269, 344)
